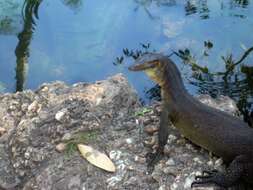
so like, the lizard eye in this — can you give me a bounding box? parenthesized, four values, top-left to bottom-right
(149, 60, 161, 68)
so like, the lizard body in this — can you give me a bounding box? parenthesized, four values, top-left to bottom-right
(128, 53, 253, 188)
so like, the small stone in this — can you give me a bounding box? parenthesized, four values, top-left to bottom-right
(193, 157, 203, 164)
(28, 100, 39, 112)
(184, 175, 195, 189)
(21, 103, 28, 111)
(168, 134, 177, 143)
(163, 167, 175, 174)
(195, 171, 202, 176)
(186, 143, 195, 150)
(134, 156, 146, 164)
(214, 158, 223, 167)
(18, 170, 25, 177)
(56, 143, 66, 152)
(158, 185, 166, 190)
(109, 150, 122, 160)
(125, 138, 133, 144)
(124, 176, 138, 186)
(0, 127, 6, 136)
(9, 105, 16, 110)
(127, 165, 134, 170)
(144, 126, 158, 134)
(144, 136, 156, 146)
(170, 182, 178, 190)
(24, 151, 30, 159)
(61, 133, 72, 141)
(207, 160, 214, 166)
(41, 86, 49, 92)
(176, 138, 186, 145)
(55, 109, 67, 121)
(166, 158, 176, 166)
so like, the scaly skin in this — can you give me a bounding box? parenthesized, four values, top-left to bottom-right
(128, 53, 253, 189)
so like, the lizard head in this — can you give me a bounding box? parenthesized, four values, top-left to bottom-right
(128, 53, 166, 85)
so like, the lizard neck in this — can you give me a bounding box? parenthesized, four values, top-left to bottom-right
(160, 59, 189, 104)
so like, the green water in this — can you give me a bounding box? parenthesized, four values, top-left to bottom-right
(1, 0, 253, 121)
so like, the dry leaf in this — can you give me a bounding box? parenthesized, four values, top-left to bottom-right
(78, 144, 116, 172)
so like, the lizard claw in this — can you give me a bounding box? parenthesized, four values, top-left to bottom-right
(202, 169, 218, 175)
(191, 170, 219, 188)
(146, 148, 164, 174)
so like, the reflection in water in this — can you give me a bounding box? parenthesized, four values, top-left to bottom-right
(133, 0, 176, 20)
(189, 64, 253, 126)
(232, 0, 249, 8)
(133, 0, 251, 20)
(176, 44, 253, 126)
(61, 0, 83, 11)
(184, 0, 250, 19)
(15, 0, 42, 92)
(133, 0, 176, 8)
(185, 0, 209, 19)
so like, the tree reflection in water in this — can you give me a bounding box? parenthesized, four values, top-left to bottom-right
(175, 44, 253, 126)
(61, 0, 83, 11)
(133, 0, 250, 20)
(15, 0, 42, 92)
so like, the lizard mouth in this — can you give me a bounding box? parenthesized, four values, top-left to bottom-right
(128, 53, 163, 71)
(128, 61, 157, 71)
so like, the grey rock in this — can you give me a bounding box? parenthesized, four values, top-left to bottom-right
(0, 74, 244, 190)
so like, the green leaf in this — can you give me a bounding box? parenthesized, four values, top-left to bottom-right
(134, 107, 152, 116)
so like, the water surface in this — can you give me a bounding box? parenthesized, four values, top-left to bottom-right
(1, 0, 253, 119)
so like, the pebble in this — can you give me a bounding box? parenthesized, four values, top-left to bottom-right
(184, 175, 194, 189)
(56, 143, 66, 152)
(214, 158, 223, 167)
(144, 136, 156, 146)
(144, 126, 158, 134)
(55, 109, 67, 121)
(158, 185, 166, 190)
(185, 143, 195, 150)
(21, 103, 28, 111)
(28, 100, 41, 113)
(124, 176, 137, 186)
(193, 157, 203, 164)
(166, 158, 176, 166)
(61, 133, 72, 141)
(0, 127, 6, 136)
(207, 160, 214, 166)
(109, 150, 122, 160)
(171, 182, 178, 190)
(40, 86, 49, 92)
(24, 151, 30, 159)
(125, 138, 133, 144)
(167, 134, 177, 143)
(163, 167, 177, 174)
(176, 138, 187, 145)
(134, 156, 146, 164)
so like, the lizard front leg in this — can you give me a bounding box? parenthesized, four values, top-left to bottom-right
(146, 97, 170, 172)
(191, 155, 247, 188)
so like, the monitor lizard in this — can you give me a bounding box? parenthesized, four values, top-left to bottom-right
(128, 53, 253, 188)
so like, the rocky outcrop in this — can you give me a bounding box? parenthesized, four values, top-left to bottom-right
(0, 74, 240, 190)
